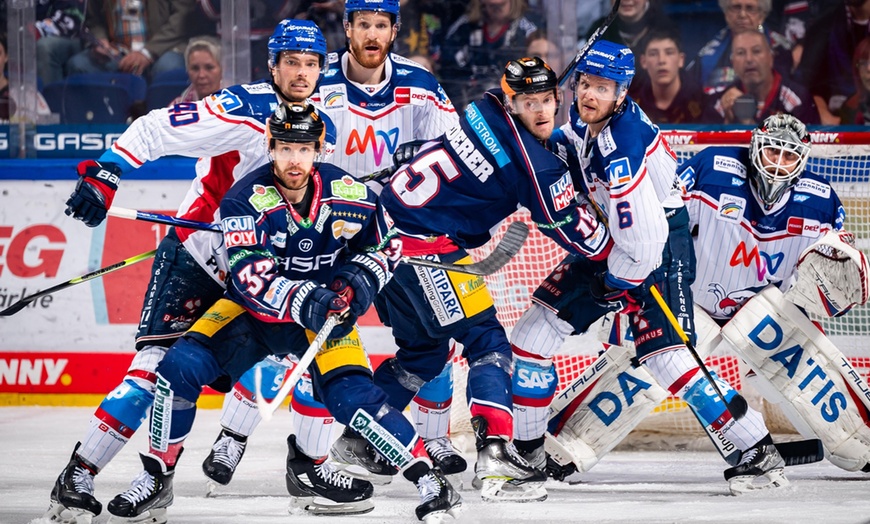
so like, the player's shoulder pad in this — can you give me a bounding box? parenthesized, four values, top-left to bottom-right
(388, 54, 452, 103)
(207, 82, 277, 121)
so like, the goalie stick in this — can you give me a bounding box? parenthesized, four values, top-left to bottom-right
(401, 221, 529, 276)
(254, 314, 340, 421)
(557, 0, 621, 88)
(108, 207, 223, 232)
(0, 249, 157, 317)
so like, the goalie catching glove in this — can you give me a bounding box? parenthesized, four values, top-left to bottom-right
(65, 160, 122, 227)
(785, 229, 870, 318)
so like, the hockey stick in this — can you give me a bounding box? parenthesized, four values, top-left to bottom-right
(401, 221, 529, 276)
(254, 314, 340, 422)
(557, 0, 621, 88)
(0, 249, 158, 317)
(108, 207, 223, 232)
(649, 285, 749, 420)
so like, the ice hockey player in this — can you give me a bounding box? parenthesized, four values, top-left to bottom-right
(352, 56, 614, 503)
(103, 102, 461, 524)
(506, 40, 790, 494)
(44, 20, 362, 523)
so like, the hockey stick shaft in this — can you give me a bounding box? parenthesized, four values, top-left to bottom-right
(401, 221, 529, 276)
(0, 249, 158, 317)
(557, 0, 621, 88)
(254, 315, 340, 422)
(649, 286, 748, 420)
(108, 207, 222, 232)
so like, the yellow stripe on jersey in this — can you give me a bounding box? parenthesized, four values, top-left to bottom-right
(447, 257, 494, 317)
(310, 326, 371, 375)
(189, 299, 246, 337)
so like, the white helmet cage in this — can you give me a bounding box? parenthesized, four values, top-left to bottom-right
(749, 113, 811, 205)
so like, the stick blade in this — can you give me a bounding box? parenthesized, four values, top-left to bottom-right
(0, 300, 31, 317)
(472, 220, 529, 275)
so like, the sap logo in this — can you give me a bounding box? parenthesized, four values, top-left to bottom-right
(748, 315, 849, 422)
(396, 68, 413, 76)
(516, 369, 555, 390)
(324, 68, 339, 78)
(731, 177, 744, 186)
(589, 371, 655, 426)
(0, 358, 68, 386)
(222, 215, 256, 248)
(346, 126, 400, 166)
(793, 194, 810, 203)
(729, 241, 784, 280)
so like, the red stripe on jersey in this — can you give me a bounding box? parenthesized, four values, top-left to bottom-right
(347, 103, 402, 121)
(113, 143, 144, 167)
(176, 152, 241, 242)
(610, 165, 647, 199)
(414, 395, 453, 410)
(512, 345, 549, 361)
(204, 102, 266, 132)
(290, 396, 332, 417)
(694, 193, 795, 241)
(128, 368, 157, 383)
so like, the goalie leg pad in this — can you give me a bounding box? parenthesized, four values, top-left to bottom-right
(544, 344, 668, 473)
(723, 285, 870, 471)
(411, 361, 454, 440)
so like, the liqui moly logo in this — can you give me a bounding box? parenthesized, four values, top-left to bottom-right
(222, 215, 257, 248)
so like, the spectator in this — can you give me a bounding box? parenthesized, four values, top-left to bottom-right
(576, 0, 612, 38)
(686, 0, 793, 95)
(708, 29, 817, 124)
(584, 0, 676, 56)
(839, 36, 870, 125)
(796, 0, 870, 125)
(394, 0, 466, 67)
(440, 0, 538, 109)
(0, 32, 52, 122)
(526, 31, 563, 73)
(294, 0, 346, 52)
(67, 0, 199, 81)
(32, 0, 86, 85)
(629, 30, 707, 124)
(170, 36, 222, 105)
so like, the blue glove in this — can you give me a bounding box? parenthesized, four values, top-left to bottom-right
(330, 263, 379, 318)
(589, 273, 639, 314)
(65, 160, 122, 227)
(298, 287, 355, 339)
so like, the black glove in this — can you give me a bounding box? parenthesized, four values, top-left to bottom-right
(392, 139, 427, 169)
(299, 287, 355, 339)
(589, 273, 639, 314)
(330, 263, 379, 318)
(65, 160, 122, 227)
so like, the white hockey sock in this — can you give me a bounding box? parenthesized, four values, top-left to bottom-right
(219, 385, 262, 437)
(290, 374, 338, 459)
(411, 360, 454, 440)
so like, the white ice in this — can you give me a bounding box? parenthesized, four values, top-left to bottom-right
(2, 406, 869, 524)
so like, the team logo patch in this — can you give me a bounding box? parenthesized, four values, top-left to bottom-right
(331, 176, 367, 201)
(607, 157, 632, 187)
(713, 155, 746, 177)
(332, 219, 362, 239)
(598, 127, 617, 157)
(211, 90, 243, 113)
(717, 194, 745, 223)
(241, 83, 272, 94)
(320, 84, 347, 109)
(794, 178, 831, 198)
(793, 194, 810, 203)
(786, 217, 827, 238)
(222, 216, 257, 248)
(549, 172, 576, 211)
(249, 184, 282, 212)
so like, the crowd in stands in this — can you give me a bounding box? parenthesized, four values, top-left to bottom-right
(2, 0, 870, 127)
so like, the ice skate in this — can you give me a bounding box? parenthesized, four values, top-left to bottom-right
(471, 416, 547, 503)
(285, 435, 374, 515)
(202, 428, 247, 494)
(107, 452, 175, 523)
(44, 443, 101, 524)
(329, 426, 398, 484)
(424, 436, 468, 475)
(414, 467, 462, 523)
(516, 443, 578, 482)
(724, 443, 789, 495)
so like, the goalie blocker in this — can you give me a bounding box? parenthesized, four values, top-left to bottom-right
(723, 285, 870, 472)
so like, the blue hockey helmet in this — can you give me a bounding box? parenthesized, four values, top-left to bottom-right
(268, 19, 328, 69)
(344, 0, 401, 27)
(573, 40, 635, 92)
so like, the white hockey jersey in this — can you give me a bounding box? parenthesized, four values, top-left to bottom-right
(98, 81, 336, 285)
(551, 99, 684, 288)
(680, 146, 846, 319)
(310, 49, 458, 178)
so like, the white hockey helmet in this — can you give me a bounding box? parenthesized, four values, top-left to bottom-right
(749, 114, 811, 206)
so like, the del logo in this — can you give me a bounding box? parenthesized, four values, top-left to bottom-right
(395, 87, 427, 106)
(222, 216, 256, 248)
(549, 173, 576, 211)
(786, 217, 827, 238)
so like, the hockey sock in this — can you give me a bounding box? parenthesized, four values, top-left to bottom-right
(219, 358, 287, 437)
(410, 361, 454, 439)
(290, 374, 338, 459)
(467, 352, 514, 440)
(512, 347, 557, 442)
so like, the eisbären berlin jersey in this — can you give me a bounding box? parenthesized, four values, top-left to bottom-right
(680, 146, 845, 319)
(311, 50, 458, 178)
(378, 88, 611, 259)
(97, 81, 337, 285)
(552, 99, 684, 289)
(218, 162, 394, 323)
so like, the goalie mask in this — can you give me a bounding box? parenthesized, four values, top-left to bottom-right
(749, 114, 811, 206)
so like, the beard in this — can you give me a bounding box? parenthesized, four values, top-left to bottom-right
(350, 39, 390, 69)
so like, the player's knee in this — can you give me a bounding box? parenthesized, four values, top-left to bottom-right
(511, 303, 573, 359)
(156, 339, 224, 402)
(237, 357, 287, 402)
(319, 373, 390, 425)
(374, 356, 430, 393)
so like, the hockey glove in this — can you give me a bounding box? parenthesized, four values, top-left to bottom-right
(589, 273, 640, 315)
(297, 286, 356, 339)
(65, 160, 122, 227)
(330, 264, 379, 318)
(392, 139, 427, 169)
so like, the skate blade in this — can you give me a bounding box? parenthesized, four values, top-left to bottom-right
(446, 473, 464, 491)
(478, 477, 547, 503)
(728, 469, 791, 496)
(421, 504, 463, 524)
(288, 496, 375, 516)
(205, 480, 219, 498)
(106, 508, 168, 524)
(328, 462, 393, 485)
(43, 501, 96, 524)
